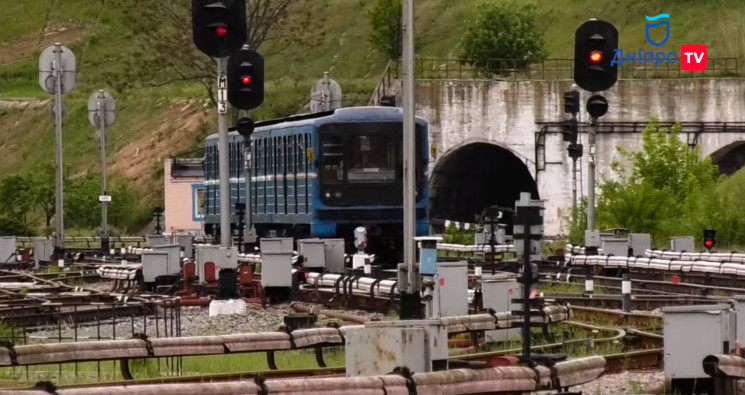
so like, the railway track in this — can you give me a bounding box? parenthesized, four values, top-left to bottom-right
(8, 320, 663, 391)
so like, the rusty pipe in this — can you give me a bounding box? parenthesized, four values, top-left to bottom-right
(290, 302, 368, 324)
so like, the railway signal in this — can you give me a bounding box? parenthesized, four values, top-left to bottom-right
(191, 0, 247, 58)
(574, 19, 619, 92)
(703, 228, 717, 250)
(228, 47, 265, 110)
(564, 90, 580, 114)
(562, 118, 578, 143)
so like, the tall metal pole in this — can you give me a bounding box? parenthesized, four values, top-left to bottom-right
(587, 116, 597, 231)
(571, 158, 577, 208)
(53, 44, 65, 255)
(402, 0, 416, 288)
(521, 213, 532, 360)
(97, 90, 109, 254)
(245, 143, 256, 247)
(216, 57, 231, 248)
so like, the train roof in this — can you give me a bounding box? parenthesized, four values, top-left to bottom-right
(206, 106, 428, 141)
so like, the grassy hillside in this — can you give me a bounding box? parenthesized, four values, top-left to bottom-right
(0, 0, 743, 233)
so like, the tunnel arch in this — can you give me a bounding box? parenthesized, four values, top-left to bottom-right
(429, 142, 539, 235)
(709, 141, 745, 176)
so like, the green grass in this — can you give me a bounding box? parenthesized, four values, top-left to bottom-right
(0, 348, 346, 388)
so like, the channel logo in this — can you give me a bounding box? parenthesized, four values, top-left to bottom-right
(680, 44, 708, 71)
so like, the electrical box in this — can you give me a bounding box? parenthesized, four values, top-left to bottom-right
(628, 233, 651, 256)
(195, 245, 220, 282)
(436, 261, 468, 317)
(732, 295, 745, 345)
(323, 239, 345, 273)
(601, 238, 628, 257)
(142, 251, 170, 283)
(416, 236, 442, 275)
(513, 193, 545, 261)
(481, 273, 522, 342)
(261, 252, 292, 287)
(33, 239, 54, 266)
(260, 238, 294, 254)
(476, 224, 506, 245)
(345, 319, 448, 377)
(662, 304, 737, 379)
(146, 234, 167, 248)
(397, 262, 421, 291)
(0, 237, 16, 263)
(298, 239, 325, 269)
(670, 236, 695, 252)
(584, 230, 601, 248)
(216, 246, 238, 270)
(153, 244, 181, 274)
(174, 235, 194, 259)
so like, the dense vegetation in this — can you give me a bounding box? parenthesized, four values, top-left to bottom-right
(569, 120, 745, 248)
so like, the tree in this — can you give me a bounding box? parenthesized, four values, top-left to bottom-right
(112, 0, 329, 104)
(458, 0, 547, 76)
(366, 0, 402, 60)
(0, 174, 34, 224)
(593, 119, 721, 244)
(28, 163, 56, 229)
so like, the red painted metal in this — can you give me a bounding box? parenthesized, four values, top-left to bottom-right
(204, 262, 217, 283)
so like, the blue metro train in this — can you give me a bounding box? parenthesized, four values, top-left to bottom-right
(202, 106, 430, 262)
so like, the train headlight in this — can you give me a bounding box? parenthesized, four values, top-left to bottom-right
(325, 192, 331, 199)
(334, 191, 342, 198)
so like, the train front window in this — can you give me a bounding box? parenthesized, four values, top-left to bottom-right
(347, 134, 397, 183)
(319, 122, 424, 186)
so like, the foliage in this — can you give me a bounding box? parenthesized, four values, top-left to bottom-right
(0, 174, 34, 224)
(0, 216, 35, 237)
(0, 165, 142, 236)
(113, 0, 329, 104)
(366, 0, 403, 60)
(574, 119, 723, 247)
(568, 198, 587, 245)
(442, 223, 475, 245)
(64, 173, 140, 233)
(458, 0, 547, 76)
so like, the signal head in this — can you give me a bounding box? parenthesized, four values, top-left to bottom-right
(590, 50, 603, 63)
(573, 19, 619, 92)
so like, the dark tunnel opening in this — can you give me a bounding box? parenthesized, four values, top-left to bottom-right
(712, 142, 745, 176)
(429, 143, 539, 235)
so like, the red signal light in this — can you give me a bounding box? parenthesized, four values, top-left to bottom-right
(704, 239, 714, 248)
(216, 26, 228, 37)
(241, 75, 252, 85)
(590, 50, 603, 63)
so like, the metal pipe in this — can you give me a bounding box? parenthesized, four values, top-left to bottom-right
(290, 302, 367, 324)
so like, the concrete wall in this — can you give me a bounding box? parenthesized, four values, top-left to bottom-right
(416, 79, 745, 236)
(164, 158, 204, 234)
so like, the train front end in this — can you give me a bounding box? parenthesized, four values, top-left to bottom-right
(310, 110, 430, 263)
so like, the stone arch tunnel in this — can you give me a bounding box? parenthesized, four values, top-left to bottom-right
(429, 142, 539, 235)
(710, 141, 745, 176)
